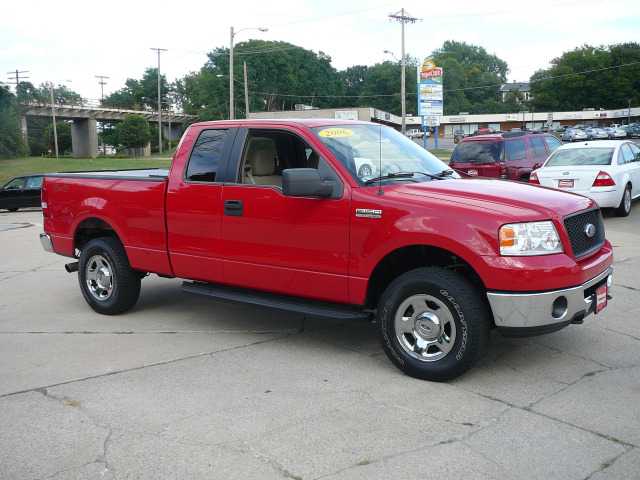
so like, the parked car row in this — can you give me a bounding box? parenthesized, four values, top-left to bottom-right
(449, 130, 639, 217)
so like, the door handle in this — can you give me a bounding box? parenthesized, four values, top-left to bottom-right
(224, 200, 243, 216)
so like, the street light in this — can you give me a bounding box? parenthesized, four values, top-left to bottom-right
(383, 50, 399, 62)
(229, 26, 267, 120)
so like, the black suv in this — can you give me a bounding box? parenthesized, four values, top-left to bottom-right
(449, 131, 563, 181)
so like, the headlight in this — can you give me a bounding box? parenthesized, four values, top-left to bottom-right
(499, 221, 563, 256)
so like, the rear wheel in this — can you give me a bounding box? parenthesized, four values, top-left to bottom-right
(614, 184, 632, 217)
(7, 207, 19, 212)
(78, 237, 141, 315)
(376, 267, 490, 382)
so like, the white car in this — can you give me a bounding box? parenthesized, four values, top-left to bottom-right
(354, 157, 377, 177)
(530, 140, 640, 216)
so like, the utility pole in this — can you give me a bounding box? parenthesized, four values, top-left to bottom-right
(167, 95, 172, 156)
(6, 69, 29, 94)
(96, 76, 109, 155)
(229, 26, 268, 120)
(388, 9, 420, 135)
(151, 48, 167, 154)
(49, 82, 59, 158)
(243, 61, 249, 118)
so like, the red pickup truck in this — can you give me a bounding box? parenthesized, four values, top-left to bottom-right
(40, 119, 613, 381)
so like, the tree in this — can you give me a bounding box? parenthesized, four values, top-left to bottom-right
(103, 68, 169, 111)
(43, 121, 72, 155)
(0, 85, 29, 158)
(117, 114, 151, 149)
(175, 40, 345, 119)
(429, 41, 509, 115)
(530, 43, 640, 111)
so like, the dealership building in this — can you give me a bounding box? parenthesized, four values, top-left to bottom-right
(249, 105, 637, 137)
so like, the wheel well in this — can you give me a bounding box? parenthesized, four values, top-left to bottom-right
(365, 245, 487, 310)
(74, 217, 117, 252)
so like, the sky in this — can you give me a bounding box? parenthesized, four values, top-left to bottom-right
(1, 0, 639, 104)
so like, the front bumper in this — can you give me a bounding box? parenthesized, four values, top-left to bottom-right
(487, 266, 612, 337)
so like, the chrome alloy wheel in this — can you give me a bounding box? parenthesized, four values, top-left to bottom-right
(394, 294, 457, 361)
(85, 254, 115, 301)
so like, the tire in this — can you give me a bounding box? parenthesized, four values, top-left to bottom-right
(7, 207, 19, 212)
(376, 267, 490, 382)
(614, 184, 632, 217)
(78, 237, 141, 315)
(358, 164, 373, 176)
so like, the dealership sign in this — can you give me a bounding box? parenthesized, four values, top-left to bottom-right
(418, 59, 443, 117)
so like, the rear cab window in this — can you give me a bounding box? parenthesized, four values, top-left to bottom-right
(185, 129, 228, 182)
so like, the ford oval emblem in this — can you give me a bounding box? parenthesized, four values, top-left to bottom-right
(584, 223, 596, 238)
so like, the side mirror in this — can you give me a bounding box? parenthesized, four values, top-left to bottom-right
(282, 168, 335, 198)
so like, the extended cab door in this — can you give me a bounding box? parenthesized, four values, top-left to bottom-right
(165, 127, 236, 283)
(220, 127, 351, 303)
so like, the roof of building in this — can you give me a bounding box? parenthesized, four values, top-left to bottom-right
(500, 82, 531, 92)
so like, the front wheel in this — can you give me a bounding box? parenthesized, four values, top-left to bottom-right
(78, 237, 141, 315)
(376, 267, 490, 382)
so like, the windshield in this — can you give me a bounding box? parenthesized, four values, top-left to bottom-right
(545, 147, 614, 166)
(311, 124, 456, 185)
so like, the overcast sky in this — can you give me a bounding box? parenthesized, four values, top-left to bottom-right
(1, 0, 639, 103)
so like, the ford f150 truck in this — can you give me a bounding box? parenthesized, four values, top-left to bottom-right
(39, 119, 613, 381)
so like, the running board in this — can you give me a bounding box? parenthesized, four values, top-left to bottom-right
(182, 281, 372, 321)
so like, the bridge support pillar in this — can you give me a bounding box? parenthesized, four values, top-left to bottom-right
(71, 119, 99, 158)
(20, 116, 28, 139)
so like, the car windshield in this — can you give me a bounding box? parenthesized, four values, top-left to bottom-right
(449, 141, 502, 164)
(545, 148, 614, 166)
(311, 124, 456, 184)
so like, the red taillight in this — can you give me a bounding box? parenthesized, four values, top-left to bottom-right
(592, 171, 615, 187)
(499, 163, 509, 179)
(41, 188, 49, 218)
(529, 172, 540, 184)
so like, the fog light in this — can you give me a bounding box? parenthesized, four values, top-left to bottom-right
(552, 296, 568, 319)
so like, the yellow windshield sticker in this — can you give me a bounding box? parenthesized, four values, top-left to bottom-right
(318, 128, 354, 138)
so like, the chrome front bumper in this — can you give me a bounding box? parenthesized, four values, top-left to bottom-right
(487, 266, 613, 337)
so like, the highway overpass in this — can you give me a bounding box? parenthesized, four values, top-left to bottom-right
(20, 102, 199, 158)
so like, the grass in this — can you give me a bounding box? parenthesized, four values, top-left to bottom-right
(429, 149, 453, 163)
(0, 155, 174, 185)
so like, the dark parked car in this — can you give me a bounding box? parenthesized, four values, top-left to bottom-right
(449, 131, 563, 182)
(0, 175, 44, 211)
(621, 125, 640, 138)
(453, 129, 467, 143)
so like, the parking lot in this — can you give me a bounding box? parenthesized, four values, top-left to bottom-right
(1, 205, 639, 480)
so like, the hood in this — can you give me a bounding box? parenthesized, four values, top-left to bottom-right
(385, 178, 595, 222)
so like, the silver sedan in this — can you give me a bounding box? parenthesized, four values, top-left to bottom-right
(560, 128, 588, 142)
(584, 127, 608, 140)
(604, 127, 627, 139)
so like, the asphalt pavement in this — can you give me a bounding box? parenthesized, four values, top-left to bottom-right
(1, 205, 639, 480)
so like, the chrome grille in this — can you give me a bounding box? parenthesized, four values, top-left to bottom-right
(563, 208, 605, 259)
